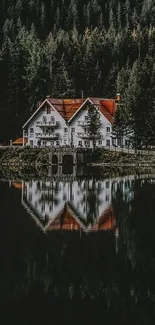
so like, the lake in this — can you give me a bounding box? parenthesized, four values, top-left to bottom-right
(1, 166, 155, 324)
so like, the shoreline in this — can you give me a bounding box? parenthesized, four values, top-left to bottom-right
(0, 146, 155, 169)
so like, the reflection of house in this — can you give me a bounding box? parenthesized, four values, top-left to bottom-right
(44, 203, 87, 232)
(90, 207, 115, 231)
(22, 97, 120, 148)
(11, 175, 135, 233)
(21, 178, 113, 225)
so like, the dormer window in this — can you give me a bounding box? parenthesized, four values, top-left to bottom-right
(47, 106, 51, 114)
(43, 116, 47, 123)
(106, 127, 110, 133)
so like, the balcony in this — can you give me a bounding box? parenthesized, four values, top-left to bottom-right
(36, 121, 59, 127)
(78, 121, 101, 127)
(36, 133, 59, 139)
(77, 132, 101, 139)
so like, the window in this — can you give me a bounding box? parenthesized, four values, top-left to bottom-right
(43, 116, 47, 123)
(106, 139, 110, 146)
(47, 106, 51, 114)
(106, 127, 110, 133)
(71, 128, 75, 133)
(30, 140, 33, 147)
(56, 140, 60, 146)
(41, 204, 45, 213)
(51, 116, 55, 122)
(85, 115, 88, 120)
(78, 141, 82, 146)
(43, 141, 47, 146)
(64, 128, 68, 133)
(112, 138, 116, 145)
(84, 140, 90, 147)
(98, 140, 102, 145)
(84, 128, 87, 133)
(118, 138, 121, 146)
(29, 193, 32, 202)
(30, 128, 34, 134)
(50, 141, 54, 146)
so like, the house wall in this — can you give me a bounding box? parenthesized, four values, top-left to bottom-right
(24, 99, 115, 148)
(26, 105, 69, 147)
(69, 107, 112, 148)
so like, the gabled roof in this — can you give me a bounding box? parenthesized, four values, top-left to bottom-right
(45, 203, 86, 232)
(23, 97, 116, 128)
(90, 206, 115, 231)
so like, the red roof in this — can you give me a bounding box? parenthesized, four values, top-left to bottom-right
(23, 97, 116, 128)
(47, 97, 116, 123)
(13, 137, 28, 145)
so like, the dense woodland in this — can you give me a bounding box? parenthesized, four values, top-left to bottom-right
(0, 0, 155, 145)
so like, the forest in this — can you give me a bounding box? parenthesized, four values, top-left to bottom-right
(0, 0, 155, 146)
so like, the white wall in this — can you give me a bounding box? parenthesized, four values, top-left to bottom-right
(69, 107, 112, 148)
(26, 105, 69, 147)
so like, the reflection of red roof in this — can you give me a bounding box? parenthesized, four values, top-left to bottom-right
(91, 206, 115, 231)
(12, 182, 27, 190)
(13, 138, 28, 145)
(45, 204, 85, 231)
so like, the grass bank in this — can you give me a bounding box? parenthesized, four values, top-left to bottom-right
(0, 146, 155, 168)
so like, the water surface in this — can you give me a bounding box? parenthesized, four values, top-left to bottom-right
(1, 167, 155, 324)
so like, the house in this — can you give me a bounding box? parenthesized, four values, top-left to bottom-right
(22, 96, 121, 148)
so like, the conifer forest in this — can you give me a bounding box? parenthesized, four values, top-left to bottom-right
(0, 0, 155, 145)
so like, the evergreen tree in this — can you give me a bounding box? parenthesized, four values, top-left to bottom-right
(87, 102, 101, 148)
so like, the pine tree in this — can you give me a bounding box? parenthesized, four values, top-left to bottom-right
(87, 102, 101, 148)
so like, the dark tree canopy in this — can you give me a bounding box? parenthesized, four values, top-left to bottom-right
(0, 0, 155, 145)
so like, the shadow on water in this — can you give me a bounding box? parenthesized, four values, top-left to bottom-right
(1, 167, 155, 323)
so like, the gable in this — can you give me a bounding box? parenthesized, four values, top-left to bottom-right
(23, 99, 66, 129)
(23, 97, 116, 128)
(68, 97, 116, 124)
(45, 203, 86, 232)
(48, 98, 85, 121)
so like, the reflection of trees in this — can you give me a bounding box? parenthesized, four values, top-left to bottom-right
(78, 179, 103, 225)
(86, 179, 102, 226)
(113, 179, 155, 279)
(3, 223, 155, 322)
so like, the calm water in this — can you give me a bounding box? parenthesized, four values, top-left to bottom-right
(1, 166, 155, 324)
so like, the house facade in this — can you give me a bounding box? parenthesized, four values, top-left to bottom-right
(23, 97, 121, 148)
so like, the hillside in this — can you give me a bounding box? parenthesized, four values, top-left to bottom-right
(0, 0, 155, 144)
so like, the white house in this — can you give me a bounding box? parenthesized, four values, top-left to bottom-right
(22, 96, 121, 148)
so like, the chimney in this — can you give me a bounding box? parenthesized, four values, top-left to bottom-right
(116, 93, 121, 101)
(37, 101, 42, 108)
